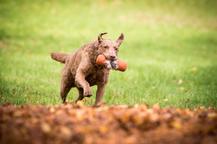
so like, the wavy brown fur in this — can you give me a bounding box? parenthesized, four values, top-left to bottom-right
(51, 33, 124, 106)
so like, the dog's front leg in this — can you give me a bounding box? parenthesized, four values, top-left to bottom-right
(94, 84, 106, 106)
(75, 69, 92, 97)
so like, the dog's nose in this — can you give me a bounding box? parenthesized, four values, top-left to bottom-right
(110, 55, 116, 60)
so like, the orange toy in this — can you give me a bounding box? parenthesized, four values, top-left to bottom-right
(96, 54, 127, 72)
(96, 54, 106, 65)
(116, 60, 127, 72)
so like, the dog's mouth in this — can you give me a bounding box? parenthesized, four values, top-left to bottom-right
(104, 58, 119, 70)
(96, 54, 118, 69)
(110, 60, 118, 69)
(104, 60, 117, 70)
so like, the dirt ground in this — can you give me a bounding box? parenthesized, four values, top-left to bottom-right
(0, 103, 217, 144)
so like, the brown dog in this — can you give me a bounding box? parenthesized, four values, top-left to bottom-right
(51, 33, 124, 106)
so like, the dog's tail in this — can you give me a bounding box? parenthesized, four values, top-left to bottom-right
(51, 52, 68, 64)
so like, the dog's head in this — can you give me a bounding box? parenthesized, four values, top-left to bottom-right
(97, 33, 124, 61)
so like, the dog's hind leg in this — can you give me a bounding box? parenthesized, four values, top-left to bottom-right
(60, 73, 73, 103)
(60, 82, 72, 103)
(75, 88, 84, 103)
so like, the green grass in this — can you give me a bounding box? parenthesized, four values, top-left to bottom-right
(0, 0, 217, 108)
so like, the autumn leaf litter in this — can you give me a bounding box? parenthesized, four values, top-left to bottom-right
(0, 103, 217, 144)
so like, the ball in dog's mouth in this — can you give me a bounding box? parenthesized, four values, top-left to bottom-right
(96, 54, 127, 71)
(96, 54, 106, 65)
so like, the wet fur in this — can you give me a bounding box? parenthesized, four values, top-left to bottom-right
(51, 33, 124, 106)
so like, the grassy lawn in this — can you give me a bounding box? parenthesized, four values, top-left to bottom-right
(0, 0, 217, 108)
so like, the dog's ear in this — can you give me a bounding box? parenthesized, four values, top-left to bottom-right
(116, 33, 124, 47)
(98, 32, 107, 43)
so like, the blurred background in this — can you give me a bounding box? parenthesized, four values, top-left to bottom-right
(0, 0, 217, 107)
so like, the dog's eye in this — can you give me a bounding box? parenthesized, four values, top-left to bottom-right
(114, 47, 118, 51)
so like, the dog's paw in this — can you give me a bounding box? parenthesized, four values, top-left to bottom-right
(83, 89, 92, 97)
